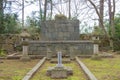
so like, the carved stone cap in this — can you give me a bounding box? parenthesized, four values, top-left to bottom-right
(20, 29, 30, 38)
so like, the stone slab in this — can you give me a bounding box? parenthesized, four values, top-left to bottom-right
(76, 57, 98, 80)
(22, 57, 46, 80)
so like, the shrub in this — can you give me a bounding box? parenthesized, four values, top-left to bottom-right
(0, 49, 6, 57)
(55, 14, 67, 20)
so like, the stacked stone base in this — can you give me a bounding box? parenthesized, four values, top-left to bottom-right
(46, 66, 73, 78)
(20, 55, 31, 61)
(29, 41, 94, 57)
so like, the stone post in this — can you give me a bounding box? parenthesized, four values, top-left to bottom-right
(56, 51, 63, 67)
(47, 46, 52, 60)
(92, 35, 99, 54)
(93, 44, 99, 54)
(69, 45, 75, 60)
(20, 29, 31, 61)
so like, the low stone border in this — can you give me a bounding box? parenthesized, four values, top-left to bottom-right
(0, 57, 6, 59)
(76, 57, 98, 80)
(6, 55, 45, 59)
(7, 53, 18, 57)
(22, 57, 46, 80)
(78, 54, 114, 58)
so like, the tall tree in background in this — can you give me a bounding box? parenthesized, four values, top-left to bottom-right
(39, 0, 43, 20)
(87, 0, 116, 50)
(22, 0, 24, 28)
(0, 0, 4, 33)
(43, 0, 47, 21)
(108, 0, 116, 50)
(87, 0, 108, 37)
(68, 0, 71, 19)
(50, 0, 53, 20)
(99, 0, 104, 29)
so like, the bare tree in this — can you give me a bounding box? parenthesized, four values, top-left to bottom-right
(68, 0, 71, 19)
(43, 0, 47, 21)
(108, 0, 116, 50)
(50, 0, 53, 20)
(39, 0, 43, 20)
(99, 0, 104, 29)
(87, 0, 116, 50)
(22, 0, 24, 28)
(87, 0, 109, 37)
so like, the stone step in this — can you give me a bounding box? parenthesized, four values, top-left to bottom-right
(50, 58, 71, 63)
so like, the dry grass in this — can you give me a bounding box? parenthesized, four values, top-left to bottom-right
(81, 55, 120, 80)
(0, 59, 39, 80)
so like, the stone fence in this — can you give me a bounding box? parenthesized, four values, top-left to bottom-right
(28, 40, 94, 56)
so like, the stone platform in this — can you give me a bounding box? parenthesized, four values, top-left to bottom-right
(28, 40, 94, 57)
(46, 66, 73, 78)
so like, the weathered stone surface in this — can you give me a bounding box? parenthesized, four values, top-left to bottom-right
(28, 41, 94, 56)
(41, 20, 79, 41)
(76, 57, 98, 80)
(46, 48, 52, 59)
(20, 55, 31, 61)
(46, 50, 73, 79)
(46, 66, 73, 78)
(50, 58, 71, 63)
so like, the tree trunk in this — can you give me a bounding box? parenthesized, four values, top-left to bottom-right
(68, 0, 71, 19)
(88, 0, 109, 38)
(22, 0, 24, 28)
(50, 0, 53, 20)
(0, 0, 4, 33)
(99, 0, 104, 28)
(43, 0, 47, 21)
(108, 0, 115, 51)
(39, 0, 43, 20)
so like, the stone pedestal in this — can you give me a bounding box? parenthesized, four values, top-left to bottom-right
(47, 48, 52, 60)
(69, 46, 75, 60)
(20, 45, 30, 61)
(46, 51, 73, 78)
(46, 66, 73, 78)
(93, 44, 99, 54)
(92, 34, 100, 54)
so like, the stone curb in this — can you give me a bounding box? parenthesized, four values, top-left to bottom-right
(22, 57, 46, 80)
(76, 57, 98, 80)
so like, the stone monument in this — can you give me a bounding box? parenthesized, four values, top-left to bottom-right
(20, 29, 31, 61)
(28, 14, 95, 57)
(46, 51, 73, 78)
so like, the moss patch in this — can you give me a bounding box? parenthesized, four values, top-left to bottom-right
(81, 55, 120, 80)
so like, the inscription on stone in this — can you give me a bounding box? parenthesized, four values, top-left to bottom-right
(41, 20, 79, 40)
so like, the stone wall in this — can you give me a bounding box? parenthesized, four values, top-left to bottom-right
(0, 34, 20, 52)
(41, 20, 79, 41)
(28, 40, 94, 56)
(0, 34, 41, 52)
